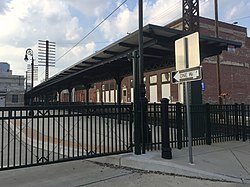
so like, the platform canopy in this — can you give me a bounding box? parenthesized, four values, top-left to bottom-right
(26, 24, 241, 96)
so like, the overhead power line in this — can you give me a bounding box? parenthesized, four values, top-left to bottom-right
(56, 0, 128, 63)
(227, 15, 250, 22)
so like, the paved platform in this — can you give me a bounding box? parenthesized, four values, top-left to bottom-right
(91, 141, 250, 184)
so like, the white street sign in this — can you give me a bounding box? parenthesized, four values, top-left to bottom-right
(171, 66, 202, 84)
(175, 32, 200, 71)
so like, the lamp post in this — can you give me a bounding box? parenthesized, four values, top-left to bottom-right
(25, 71, 28, 92)
(24, 48, 34, 88)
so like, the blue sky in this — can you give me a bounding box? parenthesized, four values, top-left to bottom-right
(0, 0, 250, 85)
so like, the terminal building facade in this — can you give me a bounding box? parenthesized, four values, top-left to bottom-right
(61, 17, 250, 104)
(0, 62, 25, 107)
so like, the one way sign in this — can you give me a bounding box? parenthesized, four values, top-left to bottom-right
(171, 66, 202, 84)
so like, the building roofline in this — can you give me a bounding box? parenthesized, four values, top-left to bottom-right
(166, 16, 247, 33)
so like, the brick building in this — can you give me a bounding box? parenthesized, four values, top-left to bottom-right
(65, 17, 250, 104)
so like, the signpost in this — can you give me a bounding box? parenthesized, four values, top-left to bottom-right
(174, 32, 201, 164)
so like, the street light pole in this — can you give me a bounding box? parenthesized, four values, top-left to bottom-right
(25, 71, 28, 92)
(24, 48, 34, 89)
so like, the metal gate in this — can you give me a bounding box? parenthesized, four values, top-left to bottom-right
(0, 104, 133, 170)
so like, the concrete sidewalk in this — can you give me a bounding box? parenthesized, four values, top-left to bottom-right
(91, 141, 250, 184)
(0, 141, 249, 186)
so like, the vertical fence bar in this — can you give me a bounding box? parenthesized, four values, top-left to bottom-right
(142, 98, 148, 153)
(68, 109, 70, 158)
(72, 107, 75, 158)
(205, 103, 211, 145)
(235, 103, 239, 141)
(156, 103, 160, 150)
(7, 110, 10, 168)
(114, 106, 117, 153)
(52, 108, 55, 162)
(176, 102, 182, 149)
(86, 107, 89, 155)
(47, 109, 50, 162)
(62, 108, 65, 159)
(82, 107, 84, 156)
(122, 106, 125, 151)
(119, 105, 122, 152)
(19, 110, 23, 166)
(36, 109, 39, 164)
(13, 110, 16, 167)
(241, 103, 246, 142)
(94, 107, 97, 155)
(129, 106, 133, 151)
(30, 108, 33, 164)
(108, 107, 111, 153)
(42, 109, 45, 163)
(58, 109, 61, 160)
(225, 105, 230, 140)
(171, 105, 176, 148)
(1, 110, 4, 169)
(247, 105, 250, 140)
(98, 107, 102, 154)
(77, 107, 80, 157)
(25, 109, 29, 165)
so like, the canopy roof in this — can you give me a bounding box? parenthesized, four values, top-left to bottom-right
(27, 24, 241, 96)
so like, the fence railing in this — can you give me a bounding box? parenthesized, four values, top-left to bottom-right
(0, 104, 133, 170)
(1, 101, 249, 169)
(146, 102, 250, 151)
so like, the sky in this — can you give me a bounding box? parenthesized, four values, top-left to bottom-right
(0, 0, 250, 86)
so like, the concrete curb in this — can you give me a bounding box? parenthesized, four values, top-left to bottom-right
(90, 153, 243, 183)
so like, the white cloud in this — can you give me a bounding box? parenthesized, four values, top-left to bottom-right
(99, 0, 182, 42)
(65, 0, 113, 17)
(145, 0, 181, 25)
(0, 0, 86, 81)
(99, 4, 138, 41)
(1, 0, 250, 85)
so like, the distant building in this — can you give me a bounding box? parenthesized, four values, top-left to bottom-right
(0, 62, 25, 107)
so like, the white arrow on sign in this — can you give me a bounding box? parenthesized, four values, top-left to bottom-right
(173, 71, 180, 81)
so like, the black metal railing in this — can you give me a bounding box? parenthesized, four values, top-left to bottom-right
(146, 102, 250, 151)
(0, 104, 133, 170)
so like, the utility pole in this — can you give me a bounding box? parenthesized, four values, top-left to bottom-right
(214, 0, 222, 104)
(38, 40, 56, 81)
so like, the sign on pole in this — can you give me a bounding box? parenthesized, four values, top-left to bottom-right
(175, 32, 200, 70)
(171, 66, 202, 84)
(174, 32, 201, 164)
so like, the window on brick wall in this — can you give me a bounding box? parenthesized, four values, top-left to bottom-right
(12, 95, 18, 103)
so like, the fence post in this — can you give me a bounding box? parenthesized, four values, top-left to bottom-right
(142, 98, 150, 153)
(241, 103, 246, 142)
(160, 98, 172, 159)
(129, 105, 133, 151)
(235, 103, 239, 141)
(176, 102, 182, 149)
(205, 103, 211, 145)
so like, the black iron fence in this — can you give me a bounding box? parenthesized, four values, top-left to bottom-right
(1, 101, 250, 170)
(0, 104, 133, 170)
(146, 102, 250, 151)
